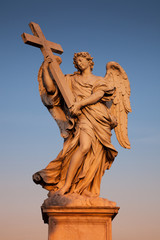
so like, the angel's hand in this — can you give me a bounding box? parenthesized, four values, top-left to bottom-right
(70, 102, 82, 116)
(43, 57, 52, 68)
(45, 56, 53, 63)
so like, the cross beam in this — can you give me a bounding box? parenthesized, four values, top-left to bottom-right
(21, 22, 74, 108)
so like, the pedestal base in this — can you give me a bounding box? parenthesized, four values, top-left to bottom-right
(42, 206, 119, 240)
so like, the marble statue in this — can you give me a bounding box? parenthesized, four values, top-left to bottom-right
(22, 22, 131, 198)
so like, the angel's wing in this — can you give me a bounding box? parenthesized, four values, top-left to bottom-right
(105, 62, 132, 149)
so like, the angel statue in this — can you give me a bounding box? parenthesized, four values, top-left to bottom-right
(33, 52, 131, 197)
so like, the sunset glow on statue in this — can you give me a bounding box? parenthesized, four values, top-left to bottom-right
(22, 22, 131, 240)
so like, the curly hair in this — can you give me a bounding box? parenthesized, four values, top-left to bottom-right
(73, 52, 94, 72)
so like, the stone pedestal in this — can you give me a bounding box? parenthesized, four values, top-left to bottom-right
(42, 206, 119, 240)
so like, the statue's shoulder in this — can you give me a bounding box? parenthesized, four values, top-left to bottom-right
(65, 72, 80, 77)
(94, 75, 104, 81)
(65, 72, 80, 80)
(92, 74, 113, 93)
(65, 73, 74, 76)
(92, 75, 106, 85)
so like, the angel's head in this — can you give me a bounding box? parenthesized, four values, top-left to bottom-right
(73, 52, 94, 73)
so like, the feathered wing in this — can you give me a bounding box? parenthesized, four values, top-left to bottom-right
(105, 62, 132, 149)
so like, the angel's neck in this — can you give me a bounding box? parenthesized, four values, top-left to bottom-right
(81, 67, 92, 77)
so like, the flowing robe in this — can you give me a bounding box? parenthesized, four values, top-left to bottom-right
(33, 68, 118, 196)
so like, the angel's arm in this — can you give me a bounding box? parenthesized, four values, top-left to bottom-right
(77, 76, 115, 107)
(80, 90, 104, 107)
(42, 61, 56, 94)
(70, 90, 104, 116)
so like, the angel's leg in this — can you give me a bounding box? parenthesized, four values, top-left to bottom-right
(58, 130, 92, 195)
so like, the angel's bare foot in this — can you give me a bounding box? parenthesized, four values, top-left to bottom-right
(56, 184, 70, 195)
(83, 189, 97, 198)
(48, 187, 59, 197)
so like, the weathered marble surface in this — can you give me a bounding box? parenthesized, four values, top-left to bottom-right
(22, 22, 131, 197)
(22, 21, 131, 240)
(43, 192, 117, 208)
(42, 202, 119, 240)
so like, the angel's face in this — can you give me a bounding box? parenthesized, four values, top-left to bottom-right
(76, 57, 90, 71)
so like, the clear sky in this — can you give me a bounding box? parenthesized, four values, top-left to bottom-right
(0, 0, 160, 240)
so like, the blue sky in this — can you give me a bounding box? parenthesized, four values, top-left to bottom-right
(0, 1, 160, 240)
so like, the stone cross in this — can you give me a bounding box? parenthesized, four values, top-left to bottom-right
(21, 22, 74, 108)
